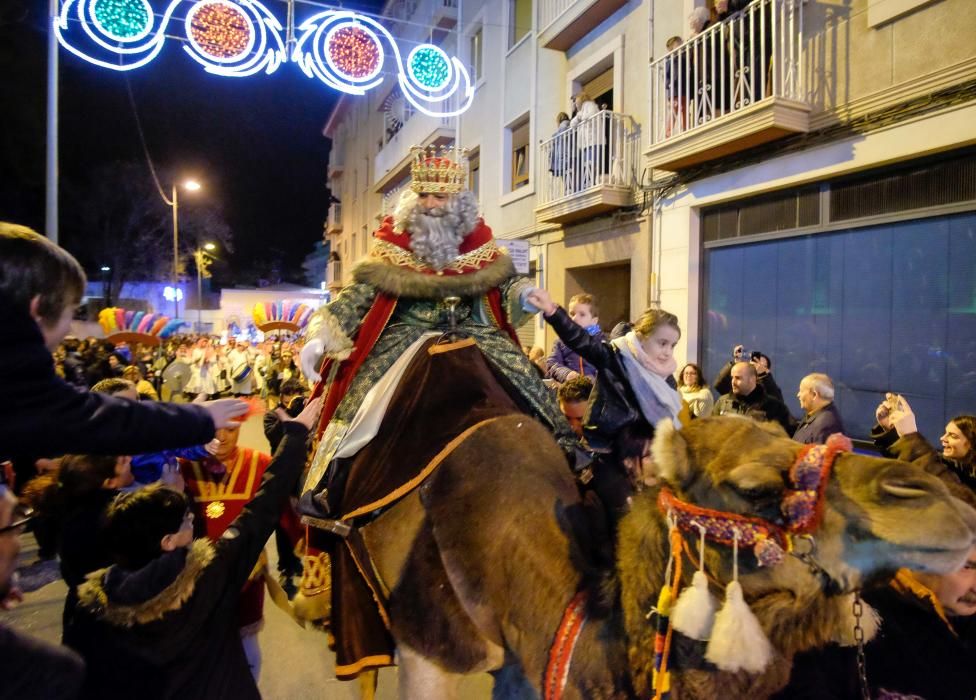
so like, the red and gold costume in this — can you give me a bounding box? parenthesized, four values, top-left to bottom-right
(181, 447, 272, 633)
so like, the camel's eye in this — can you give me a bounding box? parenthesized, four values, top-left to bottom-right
(724, 463, 786, 518)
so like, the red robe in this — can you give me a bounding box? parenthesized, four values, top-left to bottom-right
(181, 447, 271, 633)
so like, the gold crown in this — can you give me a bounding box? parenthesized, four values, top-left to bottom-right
(410, 145, 467, 194)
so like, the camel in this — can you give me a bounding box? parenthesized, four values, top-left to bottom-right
(334, 414, 976, 699)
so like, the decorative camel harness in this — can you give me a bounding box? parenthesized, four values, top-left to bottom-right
(542, 433, 853, 700)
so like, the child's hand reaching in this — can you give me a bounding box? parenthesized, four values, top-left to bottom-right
(525, 288, 557, 316)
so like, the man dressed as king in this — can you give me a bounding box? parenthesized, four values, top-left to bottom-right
(300, 145, 576, 512)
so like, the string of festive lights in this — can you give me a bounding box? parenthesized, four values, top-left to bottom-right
(56, 1, 474, 116)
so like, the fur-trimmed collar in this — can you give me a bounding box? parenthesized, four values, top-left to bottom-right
(77, 539, 216, 628)
(353, 252, 516, 299)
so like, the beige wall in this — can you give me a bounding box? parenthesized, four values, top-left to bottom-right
(804, 0, 976, 121)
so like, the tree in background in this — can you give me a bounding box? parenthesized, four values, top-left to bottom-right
(62, 162, 232, 305)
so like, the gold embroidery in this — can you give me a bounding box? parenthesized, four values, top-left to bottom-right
(369, 238, 502, 274)
(205, 501, 226, 519)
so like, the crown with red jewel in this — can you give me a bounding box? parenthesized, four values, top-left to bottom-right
(409, 145, 467, 194)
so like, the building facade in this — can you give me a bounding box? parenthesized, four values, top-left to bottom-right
(324, 0, 976, 439)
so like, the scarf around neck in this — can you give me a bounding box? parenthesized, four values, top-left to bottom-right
(611, 331, 682, 429)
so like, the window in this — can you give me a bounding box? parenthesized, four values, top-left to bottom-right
(703, 211, 976, 442)
(469, 26, 483, 81)
(361, 225, 369, 256)
(509, 0, 531, 48)
(468, 148, 481, 199)
(507, 118, 530, 191)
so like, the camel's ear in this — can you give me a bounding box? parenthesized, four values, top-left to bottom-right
(652, 418, 690, 486)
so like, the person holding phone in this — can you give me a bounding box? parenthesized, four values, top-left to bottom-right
(873, 393, 976, 493)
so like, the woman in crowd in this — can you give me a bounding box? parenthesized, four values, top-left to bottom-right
(873, 393, 976, 492)
(22, 453, 134, 637)
(676, 362, 714, 418)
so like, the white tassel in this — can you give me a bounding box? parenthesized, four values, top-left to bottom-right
(671, 570, 718, 640)
(704, 532, 774, 674)
(704, 580, 774, 673)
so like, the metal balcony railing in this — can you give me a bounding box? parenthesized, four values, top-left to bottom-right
(539, 0, 578, 34)
(538, 110, 640, 206)
(650, 0, 804, 143)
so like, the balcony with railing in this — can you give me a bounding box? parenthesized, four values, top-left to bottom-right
(326, 202, 342, 235)
(538, 0, 628, 51)
(646, 0, 809, 172)
(387, 0, 457, 42)
(374, 112, 454, 191)
(536, 111, 640, 225)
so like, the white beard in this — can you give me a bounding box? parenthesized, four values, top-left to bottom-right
(407, 204, 468, 270)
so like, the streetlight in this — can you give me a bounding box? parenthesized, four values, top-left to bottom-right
(193, 243, 217, 332)
(166, 179, 202, 318)
(100, 266, 111, 307)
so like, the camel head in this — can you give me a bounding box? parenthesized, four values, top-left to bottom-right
(649, 416, 976, 658)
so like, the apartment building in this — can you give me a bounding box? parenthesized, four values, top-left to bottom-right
(323, 0, 976, 439)
(649, 0, 976, 440)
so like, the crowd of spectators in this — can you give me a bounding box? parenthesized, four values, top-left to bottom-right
(5, 213, 976, 700)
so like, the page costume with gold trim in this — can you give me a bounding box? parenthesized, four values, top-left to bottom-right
(181, 447, 273, 634)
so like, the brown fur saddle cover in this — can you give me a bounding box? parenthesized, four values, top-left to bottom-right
(322, 336, 529, 679)
(335, 336, 525, 520)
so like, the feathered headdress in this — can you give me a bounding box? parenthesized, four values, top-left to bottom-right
(98, 307, 188, 346)
(251, 300, 314, 334)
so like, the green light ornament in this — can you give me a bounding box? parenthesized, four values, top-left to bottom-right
(91, 0, 152, 41)
(409, 46, 450, 90)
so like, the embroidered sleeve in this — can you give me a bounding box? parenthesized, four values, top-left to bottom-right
(304, 283, 378, 359)
(500, 276, 535, 329)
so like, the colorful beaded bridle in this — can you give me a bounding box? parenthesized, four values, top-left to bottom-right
(658, 433, 853, 570)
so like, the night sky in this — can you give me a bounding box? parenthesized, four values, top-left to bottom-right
(0, 0, 381, 284)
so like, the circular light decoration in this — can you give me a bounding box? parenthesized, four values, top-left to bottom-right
(186, 0, 254, 62)
(407, 45, 451, 91)
(90, 0, 153, 41)
(324, 23, 383, 82)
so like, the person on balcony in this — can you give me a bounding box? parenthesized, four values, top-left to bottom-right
(569, 91, 605, 189)
(664, 36, 688, 137)
(548, 112, 574, 195)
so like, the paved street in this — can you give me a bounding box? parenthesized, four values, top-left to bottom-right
(3, 413, 493, 699)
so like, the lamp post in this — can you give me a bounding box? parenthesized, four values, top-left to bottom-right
(169, 179, 202, 318)
(193, 243, 216, 332)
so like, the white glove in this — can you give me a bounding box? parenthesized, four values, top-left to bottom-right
(301, 338, 325, 384)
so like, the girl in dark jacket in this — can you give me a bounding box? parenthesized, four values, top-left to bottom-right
(528, 288, 685, 519)
(872, 393, 976, 493)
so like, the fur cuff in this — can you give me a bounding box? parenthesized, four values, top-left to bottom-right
(352, 254, 516, 300)
(306, 307, 354, 360)
(78, 539, 216, 628)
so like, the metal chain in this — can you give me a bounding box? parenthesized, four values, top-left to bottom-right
(852, 594, 870, 700)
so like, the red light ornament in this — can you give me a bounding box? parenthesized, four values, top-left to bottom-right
(325, 24, 382, 81)
(188, 0, 253, 61)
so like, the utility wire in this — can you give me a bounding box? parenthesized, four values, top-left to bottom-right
(123, 70, 172, 205)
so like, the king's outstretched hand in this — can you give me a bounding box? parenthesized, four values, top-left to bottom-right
(301, 338, 325, 385)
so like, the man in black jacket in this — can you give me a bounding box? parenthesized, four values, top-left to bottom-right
(67, 398, 321, 699)
(792, 373, 845, 444)
(0, 223, 247, 458)
(712, 361, 794, 434)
